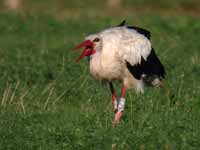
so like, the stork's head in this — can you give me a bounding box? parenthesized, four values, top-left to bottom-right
(72, 34, 102, 62)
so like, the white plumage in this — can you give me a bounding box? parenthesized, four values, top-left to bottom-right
(100, 27, 151, 65)
(73, 21, 165, 126)
(87, 26, 152, 92)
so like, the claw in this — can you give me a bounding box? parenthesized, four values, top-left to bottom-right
(112, 111, 123, 128)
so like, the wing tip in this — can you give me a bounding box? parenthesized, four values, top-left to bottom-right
(116, 20, 126, 27)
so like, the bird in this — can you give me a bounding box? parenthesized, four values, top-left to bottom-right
(72, 20, 165, 127)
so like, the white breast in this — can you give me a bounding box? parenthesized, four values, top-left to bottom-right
(89, 52, 125, 81)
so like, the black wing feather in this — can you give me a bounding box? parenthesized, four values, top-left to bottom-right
(116, 20, 126, 27)
(115, 20, 151, 39)
(127, 26, 151, 39)
(126, 48, 165, 80)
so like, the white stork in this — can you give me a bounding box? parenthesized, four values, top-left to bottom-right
(72, 20, 165, 127)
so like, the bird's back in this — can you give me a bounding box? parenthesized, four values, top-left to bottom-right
(99, 26, 152, 66)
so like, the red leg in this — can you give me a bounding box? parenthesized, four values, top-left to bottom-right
(113, 84, 126, 127)
(109, 82, 118, 112)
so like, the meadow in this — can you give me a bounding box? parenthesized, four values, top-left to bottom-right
(0, 0, 200, 149)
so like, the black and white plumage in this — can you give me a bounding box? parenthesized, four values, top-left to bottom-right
(73, 20, 165, 126)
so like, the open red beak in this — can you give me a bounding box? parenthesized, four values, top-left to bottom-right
(72, 40, 95, 62)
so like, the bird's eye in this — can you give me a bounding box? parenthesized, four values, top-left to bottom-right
(93, 38, 100, 42)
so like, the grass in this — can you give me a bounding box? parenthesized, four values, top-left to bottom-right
(0, 1, 200, 149)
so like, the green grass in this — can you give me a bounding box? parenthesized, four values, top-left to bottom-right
(0, 1, 200, 149)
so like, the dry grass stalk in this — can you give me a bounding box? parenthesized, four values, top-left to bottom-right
(18, 88, 29, 114)
(44, 86, 55, 110)
(10, 80, 20, 104)
(112, 144, 116, 150)
(41, 81, 56, 95)
(53, 89, 68, 105)
(1, 83, 11, 107)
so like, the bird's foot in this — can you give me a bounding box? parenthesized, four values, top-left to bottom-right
(112, 111, 123, 128)
(112, 98, 125, 128)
